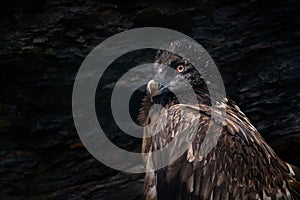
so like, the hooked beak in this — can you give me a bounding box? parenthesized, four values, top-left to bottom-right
(146, 80, 165, 101)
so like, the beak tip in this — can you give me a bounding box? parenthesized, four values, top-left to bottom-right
(147, 80, 161, 99)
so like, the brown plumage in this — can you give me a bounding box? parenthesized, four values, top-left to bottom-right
(138, 41, 300, 200)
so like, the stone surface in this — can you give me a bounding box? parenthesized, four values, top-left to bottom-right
(0, 0, 299, 199)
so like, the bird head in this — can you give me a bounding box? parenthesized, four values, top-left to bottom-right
(146, 42, 210, 107)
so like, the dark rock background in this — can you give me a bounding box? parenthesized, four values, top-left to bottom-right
(0, 0, 299, 199)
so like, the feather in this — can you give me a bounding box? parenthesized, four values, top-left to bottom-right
(140, 58, 299, 199)
(186, 174, 194, 193)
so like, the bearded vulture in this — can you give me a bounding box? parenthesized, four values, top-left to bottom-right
(138, 41, 300, 200)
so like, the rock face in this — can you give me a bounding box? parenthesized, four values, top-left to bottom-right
(0, 0, 299, 199)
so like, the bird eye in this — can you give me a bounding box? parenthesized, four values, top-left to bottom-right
(176, 64, 185, 73)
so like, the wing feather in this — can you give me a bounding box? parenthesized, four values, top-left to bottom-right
(143, 100, 299, 200)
